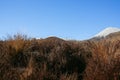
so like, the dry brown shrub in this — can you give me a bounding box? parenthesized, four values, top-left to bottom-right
(0, 41, 10, 62)
(6, 33, 29, 55)
(60, 72, 78, 80)
(83, 40, 120, 80)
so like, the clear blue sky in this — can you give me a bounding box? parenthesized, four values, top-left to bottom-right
(0, 0, 120, 40)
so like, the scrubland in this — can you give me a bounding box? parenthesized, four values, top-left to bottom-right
(0, 34, 120, 80)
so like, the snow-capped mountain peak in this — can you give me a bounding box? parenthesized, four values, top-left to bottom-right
(94, 27, 120, 37)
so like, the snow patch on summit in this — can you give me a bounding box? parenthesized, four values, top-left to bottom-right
(94, 27, 120, 37)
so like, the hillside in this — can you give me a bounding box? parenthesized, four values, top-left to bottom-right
(91, 27, 120, 41)
(0, 34, 120, 80)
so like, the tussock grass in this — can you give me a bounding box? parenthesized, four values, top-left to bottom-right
(84, 40, 120, 80)
(0, 34, 120, 80)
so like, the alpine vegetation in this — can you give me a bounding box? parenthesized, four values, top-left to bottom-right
(0, 32, 120, 80)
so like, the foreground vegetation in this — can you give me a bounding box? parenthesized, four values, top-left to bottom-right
(0, 34, 120, 80)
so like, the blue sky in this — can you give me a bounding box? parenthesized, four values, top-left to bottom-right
(0, 0, 120, 40)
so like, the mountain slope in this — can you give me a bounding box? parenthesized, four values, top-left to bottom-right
(94, 27, 120, 37)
